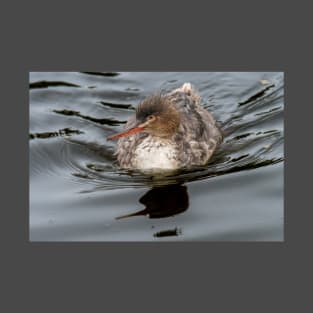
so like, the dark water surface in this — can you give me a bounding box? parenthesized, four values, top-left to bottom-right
(29, 72, 284, 241)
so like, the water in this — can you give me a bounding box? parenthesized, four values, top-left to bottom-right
(29, 72, 284, 241)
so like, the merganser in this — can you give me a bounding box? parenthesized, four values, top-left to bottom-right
(107, 83, 223, 170)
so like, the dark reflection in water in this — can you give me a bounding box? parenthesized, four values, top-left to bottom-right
(238, 83, 275, 106)
(80, 72, 120, 77)
(53, 109, 126, 126)
(29, 80, 81, 89)
(29, 128, 84, 140)
(154, 228, 182, 238)
(29, 72, 284, 241)
(116, 184, 189, 219)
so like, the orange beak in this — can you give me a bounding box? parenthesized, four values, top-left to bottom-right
(107, 125, 145, 141)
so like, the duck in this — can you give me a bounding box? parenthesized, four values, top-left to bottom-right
(107, 83, 223, 170)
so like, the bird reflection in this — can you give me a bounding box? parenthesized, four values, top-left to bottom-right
(116, 184, 189, 220)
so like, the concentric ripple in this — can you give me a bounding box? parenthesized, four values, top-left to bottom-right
(29, 72, 284, 193)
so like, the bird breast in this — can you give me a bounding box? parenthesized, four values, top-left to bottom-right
(132, 137, 179, 170)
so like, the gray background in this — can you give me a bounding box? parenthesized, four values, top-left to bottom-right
(1, 1, 311, 312)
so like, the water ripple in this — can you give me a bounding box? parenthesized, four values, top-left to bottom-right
(30, 72, 284, 193)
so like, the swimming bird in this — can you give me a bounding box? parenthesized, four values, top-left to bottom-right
(107, 83, 223, 170)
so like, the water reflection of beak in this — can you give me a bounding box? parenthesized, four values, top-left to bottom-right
(116, 184, 189, 219)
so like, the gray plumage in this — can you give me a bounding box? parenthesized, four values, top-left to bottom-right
(114, 83, 223, 169)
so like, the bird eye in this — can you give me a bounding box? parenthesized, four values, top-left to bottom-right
(147, 115, 154, 120)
